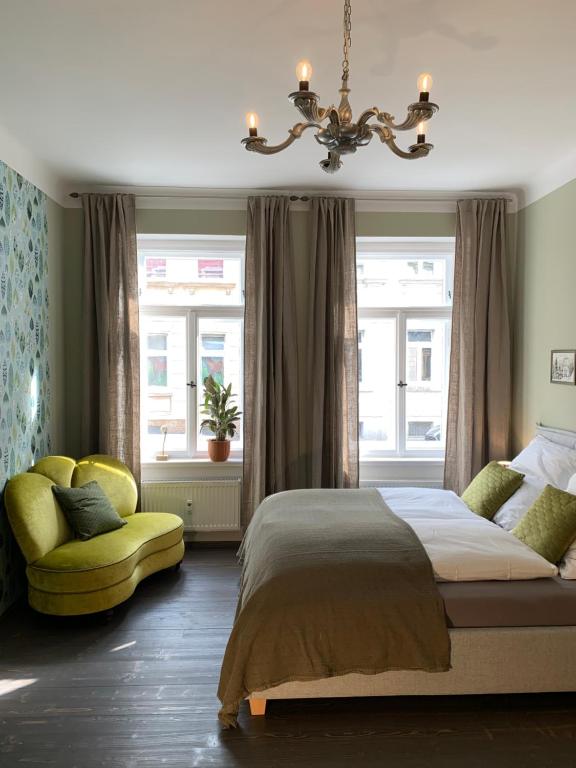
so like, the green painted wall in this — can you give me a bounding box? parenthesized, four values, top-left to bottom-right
(513, 179, 576, 451)
(137, 209, 246, 236)
(357, 211, 455, 237)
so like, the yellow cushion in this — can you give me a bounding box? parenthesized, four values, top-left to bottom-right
(73, 455, 138, 518)
(5, 473, 72, 563)
(27, 512, 184, 593)
(29, 456, 76, 487)
(512, 485, 576, 563)
(461, 461, 525, 519)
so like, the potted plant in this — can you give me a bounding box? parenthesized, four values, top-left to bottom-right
(200, 375, 241, 462)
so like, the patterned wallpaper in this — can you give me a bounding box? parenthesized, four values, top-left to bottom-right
(0, 160, 51, 616)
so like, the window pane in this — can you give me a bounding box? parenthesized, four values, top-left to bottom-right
(202, 333, 225, 351)
(140, 315, 187, 456)
(197, 318, 243, 451)
(148, 356, 167, 386)
(148, 333, 167, 350)
(359, 317, 396, 453)
(405, 317, 450, 451)
(139, 252, 243, 307)
(357, 256, 451, 307)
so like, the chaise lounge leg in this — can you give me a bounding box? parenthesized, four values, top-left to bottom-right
(249, 698, 267, 716)
(170, 561, 182, 572)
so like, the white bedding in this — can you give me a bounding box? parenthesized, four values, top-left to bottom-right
(378, 487, 557, 582)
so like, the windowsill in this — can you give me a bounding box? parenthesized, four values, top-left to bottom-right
(142, 457, 442, 467)
(142, 457, 243, 467)
(360, 456, 444, 464)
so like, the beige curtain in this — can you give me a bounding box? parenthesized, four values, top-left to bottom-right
(444, 198, 511, 493)
(242, 196, 300, 523)
(81, 194, 140, 485)
(308, 197, 359, 488)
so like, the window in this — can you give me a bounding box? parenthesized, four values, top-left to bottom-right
(138, 235, 244, 459)
(357, 237, 454, 458)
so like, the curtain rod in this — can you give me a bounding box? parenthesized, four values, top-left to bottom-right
(68, 191, 515, 203)
(69, 192, 312, 201)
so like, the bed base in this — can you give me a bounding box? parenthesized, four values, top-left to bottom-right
(247, 626, 576, 716)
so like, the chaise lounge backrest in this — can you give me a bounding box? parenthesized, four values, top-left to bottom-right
(5, 454, 138, 564)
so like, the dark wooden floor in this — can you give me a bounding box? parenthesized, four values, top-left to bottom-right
(1, 549, 576, 767)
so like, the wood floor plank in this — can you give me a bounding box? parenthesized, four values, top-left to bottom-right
(1, 548, 575, 768)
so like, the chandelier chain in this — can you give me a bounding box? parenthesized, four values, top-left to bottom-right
(342, 0, 352, 82)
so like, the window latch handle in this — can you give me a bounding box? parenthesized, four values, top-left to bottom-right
(397, 381, 408, 388)
(187, 381, 197, 388)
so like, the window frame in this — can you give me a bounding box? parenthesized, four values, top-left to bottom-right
(356, 237, 455, 461)
(138, 235, 245, 461)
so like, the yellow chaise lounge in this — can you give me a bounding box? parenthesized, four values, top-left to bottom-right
(5, 454, 185, 616)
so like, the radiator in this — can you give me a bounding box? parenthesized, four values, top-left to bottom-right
(141, 480, 241, 531)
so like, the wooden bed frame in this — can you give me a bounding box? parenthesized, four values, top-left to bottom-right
(247, 625, 576, 716)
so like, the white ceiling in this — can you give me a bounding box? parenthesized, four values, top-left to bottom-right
(1, 0, 575, 198)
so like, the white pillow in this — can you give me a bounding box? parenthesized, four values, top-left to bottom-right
(493, 474, 547, 531)
(558, 475, 576, 579)
(493, 440, 576, 533)
(510, 435, 576, 489)
(536, 425, 576, 450)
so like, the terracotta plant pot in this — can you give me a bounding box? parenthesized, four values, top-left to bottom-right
(208, 440, 230, 462)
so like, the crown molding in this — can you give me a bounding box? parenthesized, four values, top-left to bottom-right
(0, 123, 67, 206)
(64, 184, 518, 213)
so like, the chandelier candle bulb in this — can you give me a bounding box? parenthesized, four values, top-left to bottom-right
(296, 60, 313, 91)
(246, 112, 259, 137)
(417, 72, 433, 102)
(417, 121, 427, 144)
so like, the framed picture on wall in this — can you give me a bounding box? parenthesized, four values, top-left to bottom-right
(550, 350, 576, 385)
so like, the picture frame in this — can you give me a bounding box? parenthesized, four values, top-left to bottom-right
(550, 350, 576, 385)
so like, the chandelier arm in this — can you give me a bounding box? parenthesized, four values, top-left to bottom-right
(242, 122, 321, 155)
(357, 108, 380, 127)
(289, 91, 335, 123)
(369, 126, 433, 159)
(316, 106, 335, 122)
(377, 103, 439, 132)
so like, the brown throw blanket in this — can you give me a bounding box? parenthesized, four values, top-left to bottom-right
(218, 489, 450, 727)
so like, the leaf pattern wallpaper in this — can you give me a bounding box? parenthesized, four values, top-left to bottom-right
(0, 160, 51, 616)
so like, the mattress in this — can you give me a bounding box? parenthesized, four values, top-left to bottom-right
(439, 577, 576, 627)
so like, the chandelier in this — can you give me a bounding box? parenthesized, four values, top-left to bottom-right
(242, 0, 438, 173)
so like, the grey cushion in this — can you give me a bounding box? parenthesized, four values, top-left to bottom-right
(52, 481, 127, 541)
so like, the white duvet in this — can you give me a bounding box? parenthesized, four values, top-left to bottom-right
(378, 487, 557, 582)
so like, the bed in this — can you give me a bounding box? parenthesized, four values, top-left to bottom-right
(218, 428, 576, 725)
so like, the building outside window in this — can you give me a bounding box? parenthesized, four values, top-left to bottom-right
(356, 237, 454, 458)
(138, 235, 244, 459)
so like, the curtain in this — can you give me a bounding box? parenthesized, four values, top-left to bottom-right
(444, 198, 512, 494)
(308, 197, 359, 488)
(242, 196, 300, 523)
(81, 194, 140, 486)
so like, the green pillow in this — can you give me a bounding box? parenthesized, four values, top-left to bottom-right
(461, 461, 525, 519)
(512, 485, 576, 563)
(52, 481, 127, 541)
